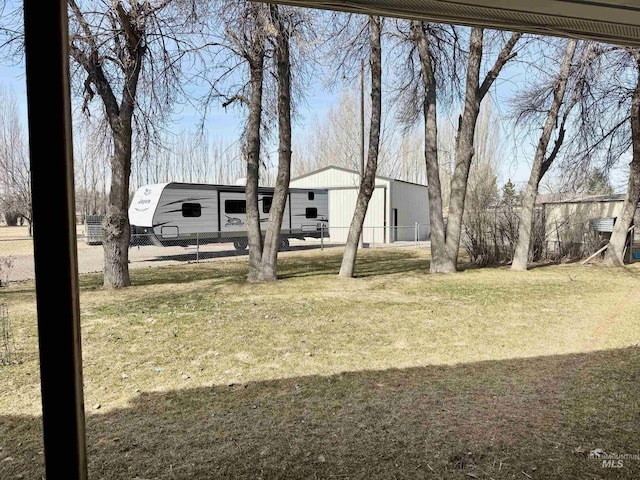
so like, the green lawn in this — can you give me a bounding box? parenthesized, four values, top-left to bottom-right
(1, 248, 639, 479)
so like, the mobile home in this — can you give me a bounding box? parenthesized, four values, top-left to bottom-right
(129, 182, 329, 250)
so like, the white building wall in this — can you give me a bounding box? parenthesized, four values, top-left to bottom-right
(543, 200, 624, 251)
(390, 181, 430, 241)
(327, 187, 387, 244)
(291, 167, 430, 244)
(544, 200, 624, 234)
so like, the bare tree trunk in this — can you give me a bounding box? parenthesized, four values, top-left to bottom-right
(102, 119, 132, 287)
(245, 45, 265, 282)
(512, 39, 577, 271)
(257, 4, 291, 282)
(443, 29, 521, 272)
(442, 28, 484, 273)
(68, 0, 146, 288)
(604, 53, 640, 266)
(339, 16, 382, 278)
(410, 21, 447, 273)
(603, 158, 640, 265)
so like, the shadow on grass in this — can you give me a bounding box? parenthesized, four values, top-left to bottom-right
(79, 249, 431, 289)
(72, 246, 640, 293)
(456, 257, 640, 278)
(3, 347, 639, 479)
(133, 243, 331, 264)
(523, 259, 640, 283)
(277, 249, 429, 280)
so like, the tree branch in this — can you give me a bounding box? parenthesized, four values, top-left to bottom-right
(222, 94, 249, 109)
(478, 32, 522, 100)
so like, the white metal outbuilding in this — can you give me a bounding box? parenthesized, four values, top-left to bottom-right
(290, 166, 429, 244)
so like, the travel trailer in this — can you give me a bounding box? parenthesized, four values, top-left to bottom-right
(128, 182, 329, 250)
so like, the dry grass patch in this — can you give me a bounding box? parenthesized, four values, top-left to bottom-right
(0, 248, 639, 479)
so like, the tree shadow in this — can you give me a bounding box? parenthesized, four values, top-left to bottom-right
(2, 346, 639, 479)
(80, 249, 431, 288)
(132, 243, 331, 264)
(277, 249, 430, 279)
(457, 258, 590, 272)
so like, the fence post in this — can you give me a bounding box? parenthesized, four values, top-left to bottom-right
(321, 223, 324, 251)
(196, 233, 200, 263)
(415, 222, 418, 248)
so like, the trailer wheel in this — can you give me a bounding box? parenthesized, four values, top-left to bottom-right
(233, 238, 248, 251)
(278, 237, 290, 251)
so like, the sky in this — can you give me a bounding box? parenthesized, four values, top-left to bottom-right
(0, 30, 631, 195)
(0, 64, 28, 120)
(166, 50, 631, 194)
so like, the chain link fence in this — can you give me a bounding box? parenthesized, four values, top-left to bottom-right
(0, 223, 431, 284)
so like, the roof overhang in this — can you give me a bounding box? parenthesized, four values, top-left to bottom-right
(265, 0, 640, 47)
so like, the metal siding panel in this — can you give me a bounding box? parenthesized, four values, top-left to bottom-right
(216, 189, 221, 235)
(288, 192, 292, 234)
(544, 200, 624, 240)
(329, 187, 386, 244)
(363, 189, 386, 243)
(153, 187, 219, 235)
(328, 189, 354, 243)
(391, 182, 430, 241)
(219, 191, 275, 234)
(590, 217, 616, 232)
(218, 191, 293, 236)
(289, 191, 329, 231)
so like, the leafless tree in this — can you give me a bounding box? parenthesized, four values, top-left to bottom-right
(511, 38, 579, 270)
(128, 130, 244, 188)
(292, 89, 367, 177)
(0, 86, 31, 233)
(392, 23, 520, 272)
(339, 16, 383, 278)
(1, 0, 209, 285)
(291, 88, 426, 183)
(604, 49, 640, 265)
(461, 156, 499, 265)
(73, 122, 110, 218)
(67, 1, 210, 287)
(460, 99, 513, 265)
(390, 19, 461, 272)
(436, 121, 456, 215)
(209, 1, 272, 280)
(255, 3, 294, 281)
(208, 2, 317, 281)
(442, 28, 522, 272)
(544, 43, 639, 265)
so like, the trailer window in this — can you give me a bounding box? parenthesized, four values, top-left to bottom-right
(225, 199, 246, 214)
(305, 207, 317, 219)
(182, 203, 201, 218)
(263, 196, 272, 214)
(308, 192, 314, 201)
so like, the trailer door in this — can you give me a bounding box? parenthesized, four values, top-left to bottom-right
(219, 192, 248, 237)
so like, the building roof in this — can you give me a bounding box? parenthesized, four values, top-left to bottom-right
(291, 165, 428, 188)
(536, 193, 626, 205)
